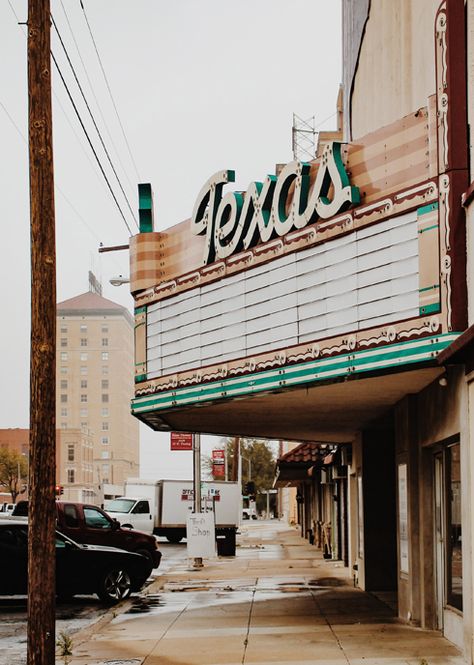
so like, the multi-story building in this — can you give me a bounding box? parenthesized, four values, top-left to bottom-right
(56, 291, 139, 499)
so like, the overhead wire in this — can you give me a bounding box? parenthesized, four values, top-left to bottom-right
(51, 50, 135, 236)
(79, 0, 142, 183)
(6, 0, 136, 239)
(58, 0, 138, 195)
(51, 13, 139, 230)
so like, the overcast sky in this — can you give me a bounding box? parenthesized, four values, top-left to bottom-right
(1, 1, 341, 475)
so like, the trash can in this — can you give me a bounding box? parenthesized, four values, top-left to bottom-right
(216, 528, 236, 556)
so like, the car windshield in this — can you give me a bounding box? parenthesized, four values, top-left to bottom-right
(106, 498, 136, 513)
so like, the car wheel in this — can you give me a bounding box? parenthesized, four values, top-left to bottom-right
(166, 534, 182, 543)
(97, 568, 132, 604)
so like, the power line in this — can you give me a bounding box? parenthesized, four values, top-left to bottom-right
(6, 0, 132, 242)
(58, 0, 138, 195)
(51, 13, 138, 230)
(51, 50, 134, 236)
(79, 0, 142, 183)
(0, 95, 126, 272)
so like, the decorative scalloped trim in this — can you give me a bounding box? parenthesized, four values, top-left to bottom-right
(394, 181, 438, 203)
(359, 327, 397, 348)
(398, 317, 440, 339)
(354, 199, 393, 218)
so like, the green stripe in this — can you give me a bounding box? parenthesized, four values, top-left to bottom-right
(419, 284, 440, 293)
(132, 333, 459, 414)
(418, 224, 439, 234)
(417, 202, 439, 216)
(419, 303, 441, 315)
(135, 306, 147, 315)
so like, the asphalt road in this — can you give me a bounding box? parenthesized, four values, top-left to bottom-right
(0, 539, 185, 665)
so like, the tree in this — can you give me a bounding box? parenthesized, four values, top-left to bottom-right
(204, 438, 277, 513)
(0, 448, 28, 504)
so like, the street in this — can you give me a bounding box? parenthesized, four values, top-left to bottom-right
(0, 538, 185, 665)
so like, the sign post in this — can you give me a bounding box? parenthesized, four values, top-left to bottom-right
(192, 433, 203, 568)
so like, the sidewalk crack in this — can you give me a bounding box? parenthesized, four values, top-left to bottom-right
(241, 577, 258, 664)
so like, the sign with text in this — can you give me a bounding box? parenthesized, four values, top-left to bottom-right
(212, 449, 225, 478)
(186, 512, 216, 559)
(170, 432, 193, 451)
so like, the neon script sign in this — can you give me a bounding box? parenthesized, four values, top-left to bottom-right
(191, 142, 359, 264)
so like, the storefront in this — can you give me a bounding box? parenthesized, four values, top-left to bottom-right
(128, 0, 473, 659)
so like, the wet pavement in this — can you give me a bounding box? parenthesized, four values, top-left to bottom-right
(63, 521, 468, 665)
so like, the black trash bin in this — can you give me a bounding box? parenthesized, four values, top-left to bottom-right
(216, 528, 236, 556)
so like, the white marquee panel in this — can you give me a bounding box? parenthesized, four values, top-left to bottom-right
(146, 211, 420, 378)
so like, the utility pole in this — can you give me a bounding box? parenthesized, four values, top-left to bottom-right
(27, 1, 57, 664)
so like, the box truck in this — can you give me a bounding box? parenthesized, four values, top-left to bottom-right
(105, 479, 240, 553)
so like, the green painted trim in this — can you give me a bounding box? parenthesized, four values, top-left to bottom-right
(135, 374, 147, 383)
(417, 202, 439, 216)
(132, 333, 459, 415)
(138, 183, 154, 233)
(419, 284, 440, 293)
(418, 224, 439, 234)
(419, 303, 441, 315)
(135, 306, 147, 315)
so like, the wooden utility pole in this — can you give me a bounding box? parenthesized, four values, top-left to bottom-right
(27, 1, 57, 664)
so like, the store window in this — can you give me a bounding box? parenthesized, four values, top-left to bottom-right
(447, 442, 462, 611)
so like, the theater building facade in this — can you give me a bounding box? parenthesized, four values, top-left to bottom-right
(128, 0, 474, 658)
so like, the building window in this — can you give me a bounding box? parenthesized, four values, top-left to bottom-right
(80, 324, 87, 332)
(101, 436, 109, 445)
(102, 394, 109, 403)
(101, 451, 110, 459)
(80, 365, 87, 375)
(101, 408, 109, 417)
(101, 326, 108, 333)
(101, 380, 109, 390)
(101, 352, 109, 361)
(67, 445, 75, 462)
(102, 338, 108, 347)
(80, 421, 88, 429)
(60, 394, 67, 404)
(80, 408, 88, 418)
(60, 326, 67, 333)
(67, 469, 75, 483)
(102, 365, 109, 375)
(80, 353, 88, 361)
(60, 408, 68, 417)
(60, 338, 67, 347)
(81, 380, 87, 389)
(80, 394, 87, 403)
(60, 352, 68, 361)
(102, 422, 109, 431)
(60, 367, 67, 375)
(61, 422, 67, 429)
(80, 338, 87, 347)
(60, 380, 67, 390)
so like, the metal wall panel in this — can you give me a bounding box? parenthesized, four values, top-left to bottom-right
(146, 211, 420, 378)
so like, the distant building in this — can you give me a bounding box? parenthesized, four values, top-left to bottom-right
(56, 291, 139, 499)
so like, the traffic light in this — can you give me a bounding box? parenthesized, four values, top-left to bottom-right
(55, 484, 64, 496)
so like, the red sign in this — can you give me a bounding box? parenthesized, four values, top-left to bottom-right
(212, 449, 225, 478)
(212, 449, 225, 463)
(170, 432, 193, 451)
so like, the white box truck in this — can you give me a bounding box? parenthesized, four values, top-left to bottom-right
(105, 479, 240, 554)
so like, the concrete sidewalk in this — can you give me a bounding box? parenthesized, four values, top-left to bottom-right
(64, 521, 467, 665)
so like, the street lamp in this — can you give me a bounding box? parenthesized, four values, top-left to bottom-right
(109, 275, 130, 287)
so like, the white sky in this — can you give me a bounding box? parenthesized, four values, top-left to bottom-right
(0, 1, 341, 475)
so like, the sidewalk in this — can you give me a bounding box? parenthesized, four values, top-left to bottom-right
(65, 521, 467, 665)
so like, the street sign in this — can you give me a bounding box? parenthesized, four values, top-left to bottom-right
(170, 432, 193, 451)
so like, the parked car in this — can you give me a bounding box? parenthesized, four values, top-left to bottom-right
(0, 520, 151, 603)
(10, 500, 161, 569)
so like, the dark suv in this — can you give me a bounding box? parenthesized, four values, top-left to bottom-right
(11, 500, 161, 568)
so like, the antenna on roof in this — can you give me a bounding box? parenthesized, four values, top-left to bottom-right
(88, 270, 102, 295)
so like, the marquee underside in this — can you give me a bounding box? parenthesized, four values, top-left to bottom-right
(134, 365, 443, 443)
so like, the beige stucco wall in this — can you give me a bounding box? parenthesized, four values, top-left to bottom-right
(351, 0, 439, 140)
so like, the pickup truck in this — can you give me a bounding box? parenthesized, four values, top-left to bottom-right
(10, 500, 161, 568)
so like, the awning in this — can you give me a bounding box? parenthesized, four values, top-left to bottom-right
(437, 324, 474, 371)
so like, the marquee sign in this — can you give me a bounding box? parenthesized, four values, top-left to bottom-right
(191, 142, 360, 264)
